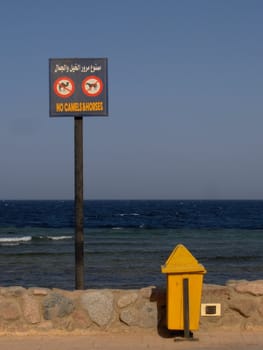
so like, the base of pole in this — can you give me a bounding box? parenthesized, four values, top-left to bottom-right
(172, 330, 198, 341)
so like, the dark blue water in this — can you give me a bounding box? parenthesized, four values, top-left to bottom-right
(0, 200, 262, 289)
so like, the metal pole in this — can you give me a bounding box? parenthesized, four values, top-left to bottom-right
(74, 116, 84, 289)
(183, 278, 190, 338)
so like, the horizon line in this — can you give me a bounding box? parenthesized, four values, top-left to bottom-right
(1, 198, 263, 201)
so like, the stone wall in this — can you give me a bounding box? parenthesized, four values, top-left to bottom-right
(0, 280, 262, 334)
(201, 280, 263, 331)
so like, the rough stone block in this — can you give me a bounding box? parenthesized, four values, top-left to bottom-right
(140, 286, 155, 299)
(43, 292, 74, 320)
(2, 286, 26, 297)
(36, 320, 53, 331)
(139, 301, 158, 328)
(120, 306, 138, 326)
(233, 280, 263, 296)
(30, 288, 49, 296)
(117, 292, 138, 308)
(81, 290, 114, 327)
(202, 284, 231, 302)
(120, 301, 157, 328)
(219, 309, 244, 329)
(229, 297, 258, 317)
(72, 309, 92, 329)
(0, 301, 21, 321)
(258, 300, 263, 317)
(22, 294, 41, 324)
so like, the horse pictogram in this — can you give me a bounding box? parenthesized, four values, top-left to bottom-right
(82, 76, 103, 97)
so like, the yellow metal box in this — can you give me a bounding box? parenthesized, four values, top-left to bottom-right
(161, 244, 206, 330)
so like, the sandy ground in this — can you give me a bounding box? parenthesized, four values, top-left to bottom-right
(0, 329, 262, 350)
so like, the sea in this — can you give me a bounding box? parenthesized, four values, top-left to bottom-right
(0, 200, 262, 290)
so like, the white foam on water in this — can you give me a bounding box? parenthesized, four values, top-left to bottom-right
(47, 236, 73, 240)
(0, 236, 32, 243)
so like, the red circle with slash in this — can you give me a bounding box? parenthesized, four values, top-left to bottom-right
(54, 77, 75, 98)
(82, 76, 103, 97)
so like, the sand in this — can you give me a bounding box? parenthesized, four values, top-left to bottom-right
(0, 329, 262, 350)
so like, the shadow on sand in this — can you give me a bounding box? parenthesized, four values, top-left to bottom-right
(150, 287, 197, 341)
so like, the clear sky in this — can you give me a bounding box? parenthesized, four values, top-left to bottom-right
(0, 0, 263, 200)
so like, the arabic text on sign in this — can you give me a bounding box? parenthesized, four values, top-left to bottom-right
(54, 64, 102, 73)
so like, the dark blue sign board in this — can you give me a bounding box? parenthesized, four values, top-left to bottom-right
(49, 58, 108, 117)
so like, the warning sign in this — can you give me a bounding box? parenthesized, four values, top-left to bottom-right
(82, 76, 103, 97)
(49, 58, 108, 117)
(54, 77, 75, 98)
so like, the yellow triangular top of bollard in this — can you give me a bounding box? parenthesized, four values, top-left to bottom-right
(161, 244, 206, 274)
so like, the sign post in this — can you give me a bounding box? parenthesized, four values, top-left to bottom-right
(74, 116, 84, 289)
(49, 58, 108, 289)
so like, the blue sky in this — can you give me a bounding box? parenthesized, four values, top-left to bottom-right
(0, 0, 263, 200)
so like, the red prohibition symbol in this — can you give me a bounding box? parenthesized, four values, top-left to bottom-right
(54, 76, 75, 98)
(82, 76, 104, 97)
